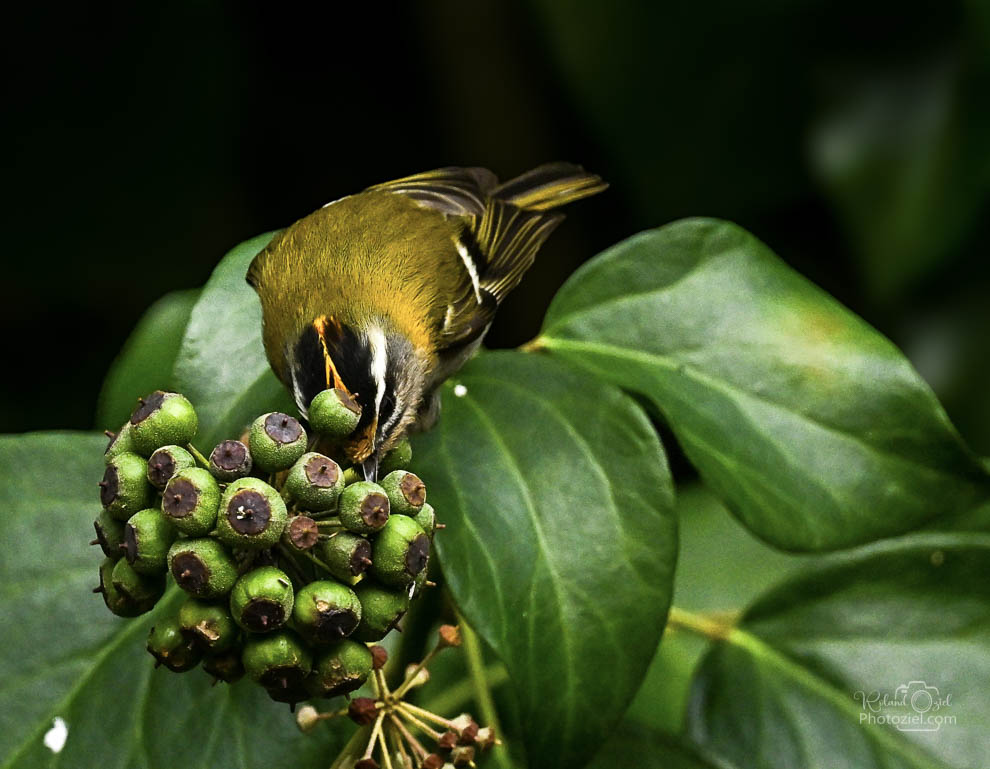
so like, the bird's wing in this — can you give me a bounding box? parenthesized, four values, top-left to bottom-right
(365, 167, 497, 217)
(371, 164, 601, 352)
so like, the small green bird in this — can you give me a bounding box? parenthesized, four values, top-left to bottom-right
(247, 163, 607, 478)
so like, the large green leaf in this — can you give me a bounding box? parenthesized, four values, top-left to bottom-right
(588, 726, 735, 769)
(415, 351, 678, 769)
(95, 289, 200, 430)
(172, 233, 294, 449)
(685, 534, 990, 769)
(539, 219, 989, 551)
(0, 432, 346, 769)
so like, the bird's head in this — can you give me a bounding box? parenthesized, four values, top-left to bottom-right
(285, 314, 427, 480)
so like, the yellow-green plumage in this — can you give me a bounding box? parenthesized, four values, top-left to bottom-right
(247, 163, 606, 472)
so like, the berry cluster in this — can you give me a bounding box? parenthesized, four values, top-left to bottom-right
(93, 388, 439, 707)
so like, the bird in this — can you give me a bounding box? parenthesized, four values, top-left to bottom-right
(247, 163, 607, 479)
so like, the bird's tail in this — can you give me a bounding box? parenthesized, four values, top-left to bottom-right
(490, 162, 608, 211)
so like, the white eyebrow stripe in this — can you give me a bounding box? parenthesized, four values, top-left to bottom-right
(367, 325, 388, 419)
(454, 237, 483, 304)
(287, 352, 309, 417)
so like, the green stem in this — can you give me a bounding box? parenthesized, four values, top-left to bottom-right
(456, 609, 511, 769)
(420, 664, 508, 715)
(665, 606, 736, 640)
(186, 443, 211, 469)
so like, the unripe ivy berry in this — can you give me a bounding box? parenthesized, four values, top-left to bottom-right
(123, 508, 177, 574)
(318, 532, 373, 583)
(351, 582, 409, 642)
(230, 566, 295, 633)
(338, 481, 390, 534)
(379, 437, 412, 474)
(413, 502, 438, 539)
(371, 515, 430, 588)
(202, 649, 245, 684)
(111, 557, 165, 606)
(129, 391, 198, 456)
(284, 515, 320, 550)
(380, 470, 426, 515)
(342, 466, 362, 485)
(178, 598, 239, 653)
(161, 467, 220, 536)
(242, 630, 312, 705)
(285, 452, 344, 511)
(147, 616, 202, 672)
(249, 412, 307, 472)
(104, 421, 136, 464)
(93, 508, 126, 558)
(96, 557, 157, 617)
(209, 439, 253, 482)
(215, 477, 288, 550)
(168, 538, 238, 599)
(101, 452, 151, 521)
(147, 444, 196, 489)
(307, 639, 374, 698)
(292, 580, 362, 644)
(308, 388, 361, 438)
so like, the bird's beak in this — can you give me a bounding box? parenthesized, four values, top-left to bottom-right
(361, 453, 379, 482)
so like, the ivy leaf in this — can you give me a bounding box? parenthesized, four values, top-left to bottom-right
(685, 534, 990, 769)
(0, 432, 346, 769)
(588, 726, 739, 769)
(540, 219, 990, 551)
(415, 351, 677, 769)
(95, 289, 200, 430)
(172, 233, 294, 449)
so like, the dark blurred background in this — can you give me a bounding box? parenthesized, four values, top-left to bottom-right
(4, 0, 989, 453)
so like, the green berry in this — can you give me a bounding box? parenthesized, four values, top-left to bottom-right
(342, 466, 362, 485)
(380, 470, 426, 515)
(96, 557, 157, 617)
(147, 444, 196, 489)
(307, 640, 373, 698)
(122, 508, 177, 574)
(100, 452, 151, 521)
(249, 412, 307, 472)
(104, 421, 136, 464)
(168, 538, 238, 599)
(371, 515, 430, 588)
(351, 582, 409, 642)
(292, 580, 362, 644)
(229, 566, 294, 633)
(308, 388, 361, 438)
(285, 452, 344, 511)
(284, 515, 320, 550)
(338, 481, 389, 534)
(129, 391, 198, 456)
(209, 439, 253, 481)
(413, 502, 438, 539)
(215, 477, 287, 550)
(147, 616, 202, 672)
(242, 631, 312, 705)
(178, 598, 239, 653)
(318, 532, 373, 583)
(202, 649, 245, 684)
(379, 437, 412, 474)
(111, 557, 166, 606)
(161, 467, 220, 535)
(93, 508, 125, 558)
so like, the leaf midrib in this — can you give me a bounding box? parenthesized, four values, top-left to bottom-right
(721, 624, 946, 769)
(538, 336, 976, 485)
